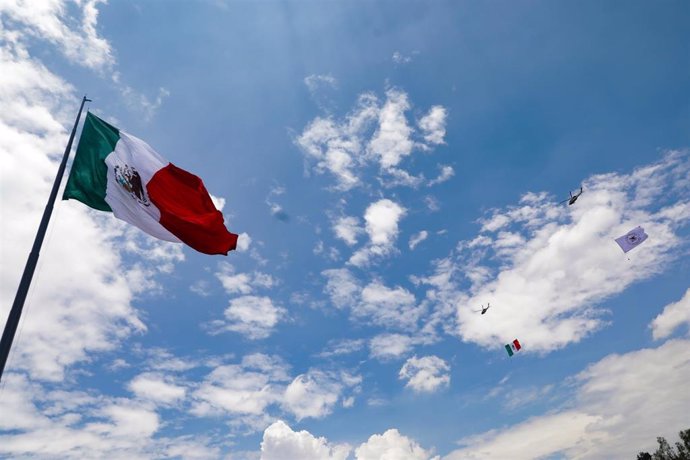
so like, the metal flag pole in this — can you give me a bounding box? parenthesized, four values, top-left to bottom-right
(0, 96, 91, 383)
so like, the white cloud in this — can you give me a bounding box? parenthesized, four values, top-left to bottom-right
(0, 0, 189, 386)
(282, 370, 361, 420)
(0, 0, 114, 71)
(333, 215, 364, 246)
(445, 339, 690, 459)
(356, 429, 438, 460)
(349, 198, 406, 266)
(261, 420, 350, 460)
(418, 106, 447, 146)
(650, 288, 690, 340)
(412, 152, 690, 352)
(322, 269, 422, 331)
(216, 263, 275, 295)
(317, 338, 366, 358)
(304, 74, 338, 92)
(399, 355, 450, 393)
(368, 89, 414, 169)
(216, 295, 286, 340)
(424, 195, 440, 212)
(295, 89, 448, 190)
(128, 373, 186, 405)
(296, 93, 379, 190)
(236, 232, 252, 252)
(364, 198, 406, 246)
(322, 268, 361, 309)
(369, 333, 413, 361)
(190, 279, 212, 296)
(191, 353, 290, 419)
(409, 230, 429, 250)
(428, 165, 454, 186)
(0, 373, 224, 459)
(356, 281, 422, 330)
(209, 193, 226, 211)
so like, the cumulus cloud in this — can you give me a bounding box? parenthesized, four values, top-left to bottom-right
(650, 288, 690, 340)
(296, 93, 378, 190)
(282, 370, 361, 420)
(369, 333, 414, 361)
(356, 429, 438, 460)
(191, 353, 290, 420)
(333, 215, 364, 246)
(0, 7, 189, 381)
(412, 151, 690, 352)
(418, 106, 447, 146)
(446, 339, 690, 459)
(216, 263, 275, 295)
(349, 198, 406, 266)
(128, 373, 186, 405)
(211, 295, 285, 340)
(0, 0, 114, 71)
(368, 89, 414, 169)
(322, 268, 360, 309)
(365, 199, 406, 245)
(261, 420, 351, 460)
(0, 373, 222, 459)
(399, 355, 450, 393)
(322, 269, 422, 331)
(236, 232, 252, 252)
(295, 89, 448, 190)
(356, 281, 422, 330)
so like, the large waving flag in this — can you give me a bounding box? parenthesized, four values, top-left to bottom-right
(614, 226, 648, 253)
(63, 113, 238, 255)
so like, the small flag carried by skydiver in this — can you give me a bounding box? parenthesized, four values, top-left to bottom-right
(63, 112, 238, 255)
(505, 339, 521, 357)
(614, 226, 648, 254)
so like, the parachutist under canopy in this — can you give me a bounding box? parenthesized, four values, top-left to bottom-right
(559, 187, 583, 206)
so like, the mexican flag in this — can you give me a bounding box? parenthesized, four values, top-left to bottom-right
(505, 339, 522, 357)
(63, 112, 238, 255)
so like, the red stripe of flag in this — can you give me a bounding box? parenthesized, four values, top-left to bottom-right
(513, 339, 521, 351)
(147, 163, 238, 255)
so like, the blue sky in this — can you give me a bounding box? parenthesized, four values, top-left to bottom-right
(1, 1, 689, 458)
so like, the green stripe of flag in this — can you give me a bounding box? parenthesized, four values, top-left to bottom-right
(505, 344, 514, 356)
(63, 112, 120, 212)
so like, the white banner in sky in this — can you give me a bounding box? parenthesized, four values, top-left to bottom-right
(615, 226, 649, 253)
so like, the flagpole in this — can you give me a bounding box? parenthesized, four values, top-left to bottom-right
(0, 96, 91, 383)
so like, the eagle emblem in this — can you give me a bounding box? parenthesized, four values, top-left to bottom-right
(114, 164, 150, 206)
(626, 232, 640, 244)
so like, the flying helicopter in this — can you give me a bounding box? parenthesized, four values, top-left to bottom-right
(474, 303, 491, 315)
(559, 187, 583, 206)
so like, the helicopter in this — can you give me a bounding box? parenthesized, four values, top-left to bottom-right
(474, 303, 491, 315)
(559, 187, 583, 206)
